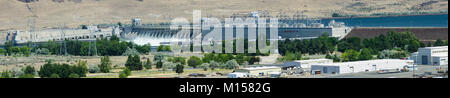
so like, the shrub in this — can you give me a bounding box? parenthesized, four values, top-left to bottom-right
(225, 59, 239, 69)
(1, 71, 12, 78)
(11, 68, 24, 77)
(68, 73, 80, 78)
(119, 68, 131, 78)
(119, 71, 128, 78)
(200, 63, 210, 71)
(188, 56, 202, 68)
(50, 74, 60, 78)
(88, 65, 100, 73)
(209, 61, 220, 70)
(19, 74, 34, 78)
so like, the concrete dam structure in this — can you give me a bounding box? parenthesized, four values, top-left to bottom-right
(121, 18, 352, 46)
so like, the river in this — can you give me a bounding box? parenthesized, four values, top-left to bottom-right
(322, 14, 448, 27)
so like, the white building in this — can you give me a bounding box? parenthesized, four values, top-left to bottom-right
(283, 59, 333, 69)
(310, 59, 414, 74)
(410, 46, 448, 66)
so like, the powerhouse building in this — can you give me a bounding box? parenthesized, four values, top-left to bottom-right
(410, 46, 448, 66)
(310, 59, 414, 74)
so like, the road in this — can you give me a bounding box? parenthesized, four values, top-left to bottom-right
(289, 65, 447, 78)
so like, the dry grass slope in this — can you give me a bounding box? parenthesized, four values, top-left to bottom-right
(0, 0, 447, 30)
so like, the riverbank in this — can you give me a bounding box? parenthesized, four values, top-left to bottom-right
(324, 12, 448, 19)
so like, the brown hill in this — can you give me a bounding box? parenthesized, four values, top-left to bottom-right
(0, 0, 448, 30)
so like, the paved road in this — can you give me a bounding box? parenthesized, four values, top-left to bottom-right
(324, 65, 447, 78)
(289, 65, 447, 78)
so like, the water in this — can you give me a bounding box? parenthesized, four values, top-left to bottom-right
(322, 14, 448, 27)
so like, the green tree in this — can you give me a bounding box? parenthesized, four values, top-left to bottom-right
(342, 49, 360, 62)
(125, 55, 142, 70)
(4, 40, 14, 56)
(188, 56, 202, 68)
(99, 56, 112, 73)
(174, 63, 184, 74)
(359, 48, 373, 60)
(434, 39, 446, 46)
(0, 48, 6, 56)
(1, 71, 12, 78)
(23, 66, 35, 76)
(168, 57, 186, 65)
(74, 60, 88, 77)
(156, 60, 163, 69)
(144, 58, 152, 69)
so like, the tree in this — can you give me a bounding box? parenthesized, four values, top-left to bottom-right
(188, 56, 202, 68)
(168, 57, 186, 65)
(125, 55, 143, 70)
(122, 47, 140, 56)
(156, 60, 163, 69)
(99, 56, 112, 73)
(0, 48, 6, 56)
(225, 59, 239, 69)
(23, 66, 36, 76)
(341, 49, 360, 62)
(175, 63, 184, 74)
(74, 60, 88, 77)
(4, 40, 14, 56)
(144, 58, 152, 69)
(359, 48, 373, 60)
(434, 39, 446, 46)
(1, 71, 12, 78)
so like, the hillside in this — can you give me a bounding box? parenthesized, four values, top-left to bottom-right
(0, 0, 448, 30)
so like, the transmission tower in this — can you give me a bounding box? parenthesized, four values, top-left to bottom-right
(60, 24, 67, 56)
(28, 17, 36, 56)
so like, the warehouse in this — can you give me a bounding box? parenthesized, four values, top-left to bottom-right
(233, 66, 281, 77)
(283, 59, 333, 69)
(410, 46, 448, 66)
(311, 59, 414, 74)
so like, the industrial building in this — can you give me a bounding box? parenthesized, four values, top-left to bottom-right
(410, 46, 448, 66)
(310, 59, 414, 74)
(232, 66, 281, 77)
(283, 59, 333, 69)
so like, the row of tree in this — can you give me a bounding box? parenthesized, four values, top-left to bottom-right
(38, 60, 88, 78)
(280, 31, 447, 57)
(1, 35, 151, 56)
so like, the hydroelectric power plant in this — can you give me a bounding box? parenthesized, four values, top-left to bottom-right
(1, 12, 352, 47)
(121, 12, 352, 46)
